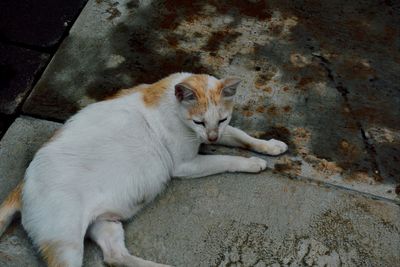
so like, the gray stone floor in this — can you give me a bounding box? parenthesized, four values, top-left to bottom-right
(0, 0, 399, 266)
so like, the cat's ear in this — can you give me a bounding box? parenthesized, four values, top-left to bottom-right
(221, 77, 241, 98)
(175, 83, 196, 102)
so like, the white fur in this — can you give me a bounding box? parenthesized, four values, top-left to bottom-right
(19, 73, 287, 266)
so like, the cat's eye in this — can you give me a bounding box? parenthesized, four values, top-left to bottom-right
(193, 120, 205, 126)
(218, 117, 228, 124)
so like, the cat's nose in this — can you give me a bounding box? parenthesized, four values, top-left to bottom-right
(208, 136, 218, 142)
(207, 131, 218, 142)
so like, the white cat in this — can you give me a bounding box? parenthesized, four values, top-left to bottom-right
(0, 73, 287, 267)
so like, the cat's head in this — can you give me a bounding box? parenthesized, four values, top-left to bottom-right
(175, 74, 241, 143)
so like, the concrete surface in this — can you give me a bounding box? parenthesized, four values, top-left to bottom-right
(22, 0, 400, 199)
(0, 118, 399, 267)
(0, 117, 61, 202)
(1, 0, 400, 266)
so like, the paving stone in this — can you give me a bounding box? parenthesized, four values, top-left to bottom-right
(0, 117, 61, 201)
(0, 44, 50, 115)
(0, 116, 399, 266)
(23, 0, 400, 200)
(0, 0, 88, 49)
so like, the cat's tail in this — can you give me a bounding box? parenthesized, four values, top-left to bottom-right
(0, 182, 23, 237)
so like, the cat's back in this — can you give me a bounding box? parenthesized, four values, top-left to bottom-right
(25, 73, 193, 182)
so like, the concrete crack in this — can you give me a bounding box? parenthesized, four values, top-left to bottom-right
(313, 53, 382, 182)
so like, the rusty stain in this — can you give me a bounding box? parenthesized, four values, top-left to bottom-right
(241, 105, 253, 117)
(274, 157, 302, 176)
(263, 87, 272, 93)
(274, 163, 291, 172)
(395, 185, 400, 195)
(267, 106, 278, 116)
(106, 2, 121, 20)
(295, 76, 313, 90)
(339, 140, 360, 160)
(344, 171, 375, 184)
(256, 106, 265, 113)
(283, 105, 292, 112)
(165, 34, 179, 48)
(303, 153, 343, 177)
(269, 21, 284, 36)
(254, 72, 276, 91)
(203, 30, 242, 52)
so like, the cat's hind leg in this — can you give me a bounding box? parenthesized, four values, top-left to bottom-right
(88, 220, 170, 267)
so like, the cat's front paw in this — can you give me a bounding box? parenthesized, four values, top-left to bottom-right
(240, 157, 267, 173)
(256, 139, 288, 156)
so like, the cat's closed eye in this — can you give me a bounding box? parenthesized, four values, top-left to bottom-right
(193, 120, 205, 126)
(218, 117, 228, 124)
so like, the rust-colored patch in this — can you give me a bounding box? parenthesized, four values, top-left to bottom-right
(256, 106, 265, 113)
(142, 77, 175, 107)
(339, 140, 360, 160)
(106, 84, 148, 100)
(283, 106, 292, 112)
(255, 72, 276, 87)
(105, 2, 121, 20)
(179, 74, 227, 116)
(203, 30, 242, 52)
(295, 76, 313, 90)
(39, 241, 69, 267)
(241, 105, 253, 117)
(313, 156, 343, 175)
(48, 128, 63, 142)
(395, 185, 400, 195)
(269, 21, 284, 36)
(283, 86, 289, 92)
(263, 87, 272, 93)
(344, 171, 375, 184)
(267, 106, 278, 116)
(0, 182, 23, 211)
(274, 157, 302, 176)
(182, 75, 209, 116)
(165, 34, 179, 48)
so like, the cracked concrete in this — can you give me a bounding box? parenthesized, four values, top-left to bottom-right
(1, 0, 400, 266)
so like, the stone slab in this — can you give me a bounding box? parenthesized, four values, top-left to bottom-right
(0, 117, 61, 201)
(22, 0, 400, 199)
(0, 0, 88, 49)
(0, 44, 50, 115)
(0, 117, 400, 267)
(0, 116, 399, 266)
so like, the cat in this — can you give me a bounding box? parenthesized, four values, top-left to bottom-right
(0, 73, 287, 267)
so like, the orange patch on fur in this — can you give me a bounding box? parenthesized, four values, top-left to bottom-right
(107, 84, 148, 100)
(0, 182, 23, 236)
(48, 128, 63, 143)
(182, 75, 209, 116)
(141, 76, 176, 106)
(40, 241, 67, 267)
(182, 74, 226, 116)
(0, 182, 23, 211)
(209, 82, 224, 105)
